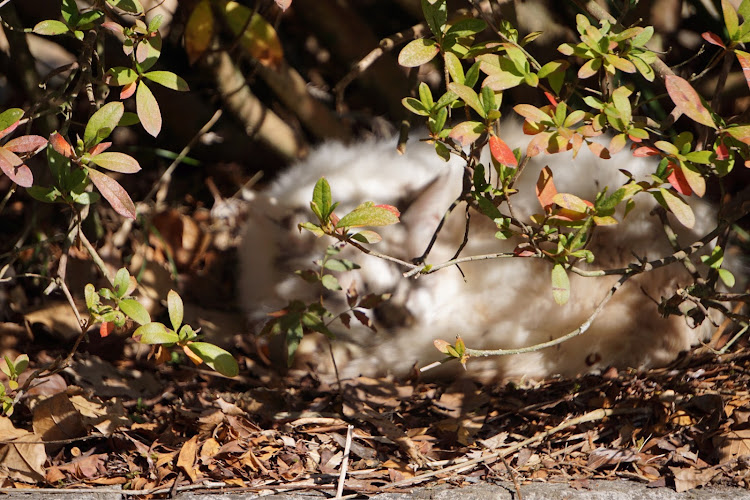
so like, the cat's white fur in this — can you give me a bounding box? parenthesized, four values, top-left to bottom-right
(238, 124, 726, 381)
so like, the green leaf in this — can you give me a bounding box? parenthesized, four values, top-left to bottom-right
(143, 71, 189, 91)
(84, 283, 99, 310)
(84, 102, 124, 148)
(61, 0, 79, 25)
(402, 97, 430, 116)
(718, 268, 736, 288)
(87, 168, 137, 219)
(398, 38, 440, 68)
(418, 82, 434, 109)
(0, 108, 24, 135)
(444, 51, 465, 84)
(187, 342, 238, 377)
(33, 20, 69, 36)
(119, 298, 151, 326)
(113, 268, 130, 298)
(222, 2, 283, 67)
(312, 177, 332, 221)
(448, 82, 484, 117)
(148, 14, 164, 33)
(656, 188, 695, 228)
(106, 0, 144, 15)
(107, 67, 138, 86)
(26, 186, 62, 203)
(421, 0, 447, 37)
(350, 230, 382, 244)
(167, 289, 183, 331)
(135, 322, 178, 344)
(90, 152, 141, 174)
(551, 263, 570, 305)
(723, 0, 740, 38)
(664, 75, 716, 129)
(136, 81, 162, 137)
(321, 274, 341, 290)
(185, 0, 215, 64)
(336, 202, 400, 228)
(445, 18, 487, 37)
(76, 10, 104, 29)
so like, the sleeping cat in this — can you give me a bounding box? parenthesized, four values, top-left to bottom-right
(238, 124, 731, 381)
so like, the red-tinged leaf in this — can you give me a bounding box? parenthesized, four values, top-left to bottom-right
(632, 145, 660, 157)
(665, 75, 717, 129)
(526, 131, 551, 157)
(87, 168, 137, 219)
(449, 121, 484, 146)
(514, 104, 551, 124)
(136, 81, 162, 137)
(609, 133, 627, 154)
(0, 148, 32, 187)
(552, 192, 592, 212)
(657, 188, 695, 228)
(667, 162, 692, 196)
(702, 31, 725, 48)
(336, 203, 400, 228)
(50, 132, 74, 158)
(746, 159, 750, 168)
(185, 0, 214, 64)
(120, 82, 137, 99)
(716, 142, 730, 160)
(374, 204, 400, 218)
(90, 152, 141, 173)
(4, 135, 48, 154)
(587, 141, 610, 159)
(100, 321, 115, 338)
(89, 142, 112, 156)
(725, 125, 750, 144)
(681, 161, 706, 197)
(101, 21, 124, 34)
(275, 0, 292, 10)
(544, 92, 558, 107)
(514, 244, 536, 257)
(735, 50, 750, 91)
(223, 1, 284, 68)
(536, 166, 557, 211)
(489, 135, 518, 167)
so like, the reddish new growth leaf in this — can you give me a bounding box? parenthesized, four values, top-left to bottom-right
(735, 50, 750, 92)
(374, 204, 401, 218)
(50, 132, 74, 158)
(0, 120, 19, 140)
(4, 135, 48, 154)
(87, 168, 137, 219)
(701, 32, 725, 48)
(544, 91, 559, 107)
(716, 142, 730, 160)
(489, 135, 518, 167)
(0, 147, 33, 187)
(632, 145, 660, 157)
(100, 321, 115, 338)
(665, 75, 717, 129)
(667, 162, 693, 196)
(536, 166, 557, 212)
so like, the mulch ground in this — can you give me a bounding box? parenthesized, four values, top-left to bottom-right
(2, 335, 750, 497)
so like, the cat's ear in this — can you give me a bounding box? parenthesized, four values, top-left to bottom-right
(400, 168, 462, 256)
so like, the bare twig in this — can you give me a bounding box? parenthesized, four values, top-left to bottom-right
(335, 425, 354, 499)
(382, 407, 650, 490)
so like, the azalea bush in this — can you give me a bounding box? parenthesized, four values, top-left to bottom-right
(283, 0, 750, 369)
(0, 0, 241, 416)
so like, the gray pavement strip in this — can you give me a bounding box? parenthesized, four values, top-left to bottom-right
(1, 481, 749, 499)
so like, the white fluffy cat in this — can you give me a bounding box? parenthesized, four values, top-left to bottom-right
(238, 124, 729, 381)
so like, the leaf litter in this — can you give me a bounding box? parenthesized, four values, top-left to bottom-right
(2, 342, 750, 496)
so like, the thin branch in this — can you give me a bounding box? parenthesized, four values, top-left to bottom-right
(382, 407, 650, 490)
